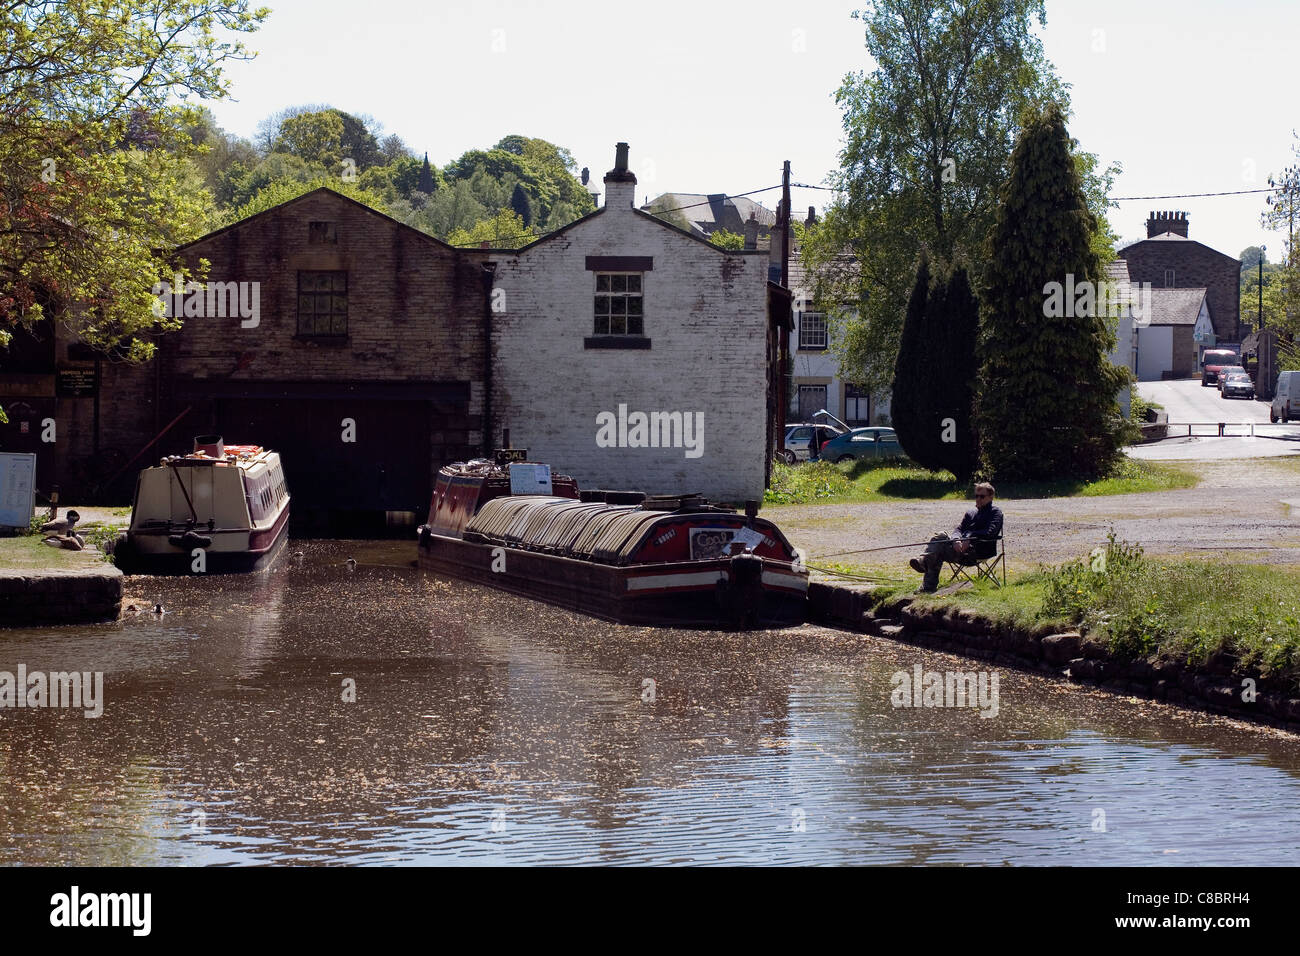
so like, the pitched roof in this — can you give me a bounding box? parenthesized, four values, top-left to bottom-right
(1146, 287, 1208, 325)
(1117, 232, 1240, 263)
(640, 192, 777, 237)
(174, 187, 461, 253)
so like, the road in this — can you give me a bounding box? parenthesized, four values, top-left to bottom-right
(1130, 379, 1300, 461)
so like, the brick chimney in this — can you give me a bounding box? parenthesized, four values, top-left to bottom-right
(805, 206, 817, 227)
(603, 142, 637, 210)
(1146, 210, 1189, 238)
(744, 211, 759, 250)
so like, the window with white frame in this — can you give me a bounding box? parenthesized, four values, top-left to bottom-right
(799, 312, 827, 350)
(594, 273, 644, 335)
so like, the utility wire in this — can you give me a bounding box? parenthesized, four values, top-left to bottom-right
(449, 183, 787, 247)
(1111, 187, 1275, 201)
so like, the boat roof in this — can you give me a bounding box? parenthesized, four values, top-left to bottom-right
(465, 495, 765, 565)
(152, 446, 280, 471)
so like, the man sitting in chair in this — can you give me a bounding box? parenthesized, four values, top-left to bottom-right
(908, 482, 1003, 593)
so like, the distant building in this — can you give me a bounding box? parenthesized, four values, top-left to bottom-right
(1119, 211, 1241, 368)
(1104, 259, 1138, 412)
(777, 208, 890, 426)
(1135, 287, 1214, 381)
(641, 192, 777, 244)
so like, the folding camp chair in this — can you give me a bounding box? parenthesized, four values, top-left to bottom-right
(945, 534, 1005, 589)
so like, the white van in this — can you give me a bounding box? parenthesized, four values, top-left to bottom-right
(1271, 370, 1300, 422)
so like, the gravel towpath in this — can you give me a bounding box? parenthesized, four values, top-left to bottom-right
(765, 459, 1300, 571)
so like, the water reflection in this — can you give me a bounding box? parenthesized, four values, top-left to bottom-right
(0, 539, 1297, 865)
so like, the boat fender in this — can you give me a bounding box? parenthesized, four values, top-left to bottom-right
(168, 531, 213, 550)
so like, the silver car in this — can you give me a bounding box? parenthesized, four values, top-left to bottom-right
(780, 423, 844, 463)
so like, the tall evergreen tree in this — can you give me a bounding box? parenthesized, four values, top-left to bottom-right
(892, 257, 980, 480)
(936, 266, 980, 482)
(891, 252, 932, 466)
(417, 153, 436, 194)
(976, 103, 1128, 480)
(510, 182, 533, 227)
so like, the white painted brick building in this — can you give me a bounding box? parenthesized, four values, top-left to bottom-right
(489, 143, 772, 503)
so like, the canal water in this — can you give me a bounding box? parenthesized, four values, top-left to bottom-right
(2, 539, 1298, 866)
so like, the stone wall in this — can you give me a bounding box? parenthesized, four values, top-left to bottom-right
(0, 567, 123, 627)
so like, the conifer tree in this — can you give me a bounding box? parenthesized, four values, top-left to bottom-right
(891, 252, 932, 467)
(418, 153, 437, 194)
(510, 182, 534, 227)
(976, 103, 1127, 480)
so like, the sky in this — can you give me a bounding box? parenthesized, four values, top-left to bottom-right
(204, 0, 1298, 260)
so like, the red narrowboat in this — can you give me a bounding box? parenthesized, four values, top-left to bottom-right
(416, 459, 807, 627)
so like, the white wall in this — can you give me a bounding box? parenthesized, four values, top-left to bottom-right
(491, 196, 769, 503)
(1136, 325, 1174, 381)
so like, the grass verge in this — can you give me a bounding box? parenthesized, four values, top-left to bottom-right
(822, 533, 1300, 690)
(0, 536, 103, 570)
(764, 455, 1197, 505)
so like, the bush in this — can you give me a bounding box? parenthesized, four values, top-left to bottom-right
(764, 460, 851, 504)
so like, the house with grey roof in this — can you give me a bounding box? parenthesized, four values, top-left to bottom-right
(1135, 286, 1215, 380)
(642, 192, 776, 243)
(1118, 211, 1241, 365)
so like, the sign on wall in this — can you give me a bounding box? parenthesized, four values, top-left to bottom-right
(0, 452, 37, 529)
(56, 366, 98, 397)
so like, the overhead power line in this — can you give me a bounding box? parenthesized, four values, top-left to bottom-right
(1111, 188, 1274, 201)
(449, 184, 788, 247)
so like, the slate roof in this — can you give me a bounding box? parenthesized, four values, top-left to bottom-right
(1117, 231, 1240, 263)
(641, 192, 777, 237)
(1146, 287, 1209, 326)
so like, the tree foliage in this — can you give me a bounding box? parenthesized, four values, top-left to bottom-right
(976, 103, 1128, 481)
(709, 229, 746, 250)
(801, 0, 1117, 394)
(0, 0, 268, 360)
(892, 256, 980, 480)
(445, 208, 538, 250)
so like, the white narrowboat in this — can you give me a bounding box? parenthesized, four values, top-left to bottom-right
(113, 435, 290, 574)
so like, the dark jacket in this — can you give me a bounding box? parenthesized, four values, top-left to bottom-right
(956, 503, 1004, 559)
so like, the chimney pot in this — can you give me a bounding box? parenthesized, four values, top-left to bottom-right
(602, 141, 637, 208)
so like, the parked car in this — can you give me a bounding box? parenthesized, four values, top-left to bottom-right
(1270, 370, 1300, 422)
(780, 423, 844, 463)
(1200, 349, 1239, 387)
(1215, 365, 1247, 391)
(1220, 371, 1255, 400)
(819, 427, 905, 463)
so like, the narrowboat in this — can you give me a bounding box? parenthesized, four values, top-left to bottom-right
(416, 457, 808, 627)
(112, 436, 290, 574)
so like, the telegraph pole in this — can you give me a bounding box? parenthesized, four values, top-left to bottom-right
(776, 161, 791, 459)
